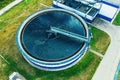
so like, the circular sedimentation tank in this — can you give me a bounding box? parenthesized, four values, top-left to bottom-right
(16, 9, 91, 71)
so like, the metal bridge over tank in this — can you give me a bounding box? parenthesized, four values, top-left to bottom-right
(50, 27, 89, 42)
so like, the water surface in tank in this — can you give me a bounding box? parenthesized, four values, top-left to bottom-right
(21, 11, 86, 61)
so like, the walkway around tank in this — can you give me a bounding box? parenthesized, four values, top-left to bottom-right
(92, 18, 120, 80)
(0, 0, 22, 16)
(89, 49, 104, 58)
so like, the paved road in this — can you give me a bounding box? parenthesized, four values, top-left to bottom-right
(92, 18, 120, 80)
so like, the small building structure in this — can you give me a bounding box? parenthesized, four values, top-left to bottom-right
(9, 72, 26, 80)
(53, 0, 119, 22)
(53, 0, 102, 22)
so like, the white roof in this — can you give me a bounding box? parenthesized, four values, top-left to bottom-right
(99, 3, 118, 19)
(103, 0, 120, 5)
(9, 72, 26, 80)
(85, 0, 96, 3)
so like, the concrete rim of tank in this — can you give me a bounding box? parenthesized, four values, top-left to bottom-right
(16, 8, 90, 64)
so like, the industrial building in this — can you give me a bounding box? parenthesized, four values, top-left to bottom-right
(53, 0, 119, 22)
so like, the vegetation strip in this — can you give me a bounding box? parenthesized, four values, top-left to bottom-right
(89, 25, 110, 54)
(0, 0, 14, 9)
(113, 11, 120, 26)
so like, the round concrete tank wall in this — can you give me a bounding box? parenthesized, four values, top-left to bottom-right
(16, 9, 91, 71)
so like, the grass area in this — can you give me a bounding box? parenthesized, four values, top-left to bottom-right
(0, 0, 14, 9)
(113, 11, 120, 26)
(89, 25, 111, 54)
(0, 0, 110, 80)
(118, 71, 120, 80)
(1, 52, 100, 80)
